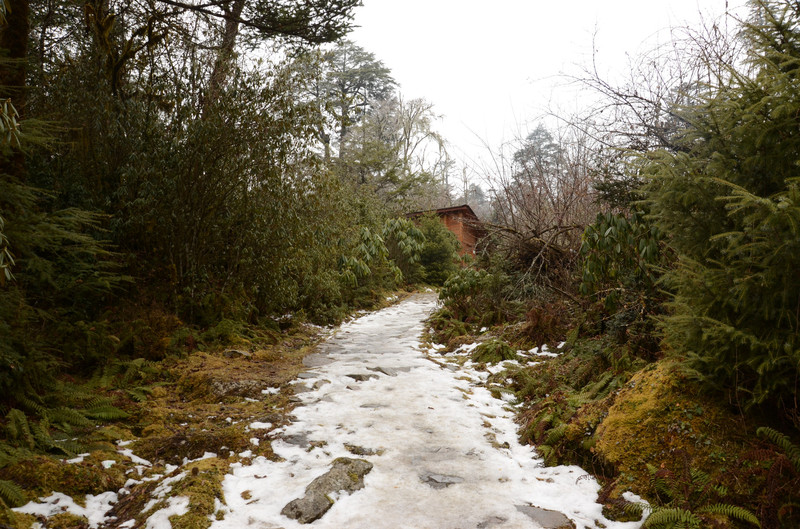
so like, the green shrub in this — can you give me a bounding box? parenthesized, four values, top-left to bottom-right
(416, 215, 460, 286)
(471, 339, 517, 364)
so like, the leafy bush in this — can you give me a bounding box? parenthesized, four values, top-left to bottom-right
(440, 266, 520, 325)
(416, 214, 460, 286)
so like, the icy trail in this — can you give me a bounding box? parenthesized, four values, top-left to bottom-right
(213, 294, 641, 529)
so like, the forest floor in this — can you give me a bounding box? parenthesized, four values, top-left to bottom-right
(4, 294, 647, 529)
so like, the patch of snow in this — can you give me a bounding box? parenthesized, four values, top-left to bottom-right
(261, 387, 280, 395)
(64, 453, 90, 464)
(101, 460, 116, 469)
(622, 491, 648, 505)
(249, 421, 272, 430)
(14, 491, 118, 528)
(455, 342, 480, 353)
(145, 496, 190, 529)
(118, 448, 152, 467)
(185, 452, 216, 464)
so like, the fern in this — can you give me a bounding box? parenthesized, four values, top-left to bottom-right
(125, 386, 153, 402)
(29, 419, 55, 451)
(50, 438, 84, 457)
(82, 405, 129, 421)
(544, 423, 568, 446)
(643, 507, 700, 528)
(757, 426, 800, 472)
(697, 504, 761, 526)
(0, 479, 25, 508)
(46, 407, 92, 430)
(4, 409, 34, 449)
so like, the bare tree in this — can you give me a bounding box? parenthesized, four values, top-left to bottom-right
(476, 123, 600, 299)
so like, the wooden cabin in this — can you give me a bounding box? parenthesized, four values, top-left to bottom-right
(406, 204, 483, 256)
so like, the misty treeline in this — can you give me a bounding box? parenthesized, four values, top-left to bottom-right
(451, 0, 800, 426)
(0, 0, 466, 424)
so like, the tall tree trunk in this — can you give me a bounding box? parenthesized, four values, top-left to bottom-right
(204, 0, 245, 114)
(0, 0, 30, 182)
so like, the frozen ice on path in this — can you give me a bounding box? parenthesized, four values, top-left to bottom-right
(213, 294, 641, 529)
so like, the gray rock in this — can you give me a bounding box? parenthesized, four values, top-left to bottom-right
(344, 444, 378, 456)
(477, 516, 507, 528)
(420, 472, 464, 489)
(296, 372, 318, 379)
(515, 505, 575, 529)
(281, 458, 373, 524)
(312, 379, 331, 390)
(281, 434, 310, 448)
(303, 353, 334, 367)
(222, 349, 251, 359)
(346, 373, 379, 382)
(368, 366, 399, 377)
(209, 379, 263, 398)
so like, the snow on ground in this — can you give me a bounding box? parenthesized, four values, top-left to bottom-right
(213, 294, 642, 529)
(14, 295, 641, 529)
(14, 491, 119, 528)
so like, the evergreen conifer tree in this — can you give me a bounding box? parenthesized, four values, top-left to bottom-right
(644, 0, 800, 417)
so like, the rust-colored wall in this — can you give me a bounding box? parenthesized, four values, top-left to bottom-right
(441, 212, 478, 256)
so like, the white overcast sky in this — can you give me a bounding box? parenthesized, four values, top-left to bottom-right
(350, 0, 747, 168)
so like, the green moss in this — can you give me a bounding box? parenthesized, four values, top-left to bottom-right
(471, 339, 517, 364)
(44, 512, 89, 529)
(168, 468, 225, 529)
(0, 505, 35, 529)
(0, 453, 126, 499)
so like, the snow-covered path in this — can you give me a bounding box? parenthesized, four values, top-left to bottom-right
(213, 294, 641, 529)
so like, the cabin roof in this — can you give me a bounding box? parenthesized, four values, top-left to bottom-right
(405, 204, 480, 220)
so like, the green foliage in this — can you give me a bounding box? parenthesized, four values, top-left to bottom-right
(580, 211, 665, 311)
(471, 339, 517, 364)
(0, 478, 24, 507)
(440, 266, 519, 325)
(757, 427, 800, 473)
(416, 215, 460, 286)
(382, 217, 425, 284)
(625, 463, 761, 528)
(642, 1, 800, 414)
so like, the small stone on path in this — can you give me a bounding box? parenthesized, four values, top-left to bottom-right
(346, 373, 379, 382)
(281, 434, 310, 448)
(281, 458, 373, 524)
(303, 353, 334, 367)
(367, 366, 398, 377)
(515, 505, 576, 529)
(420, 472, 464, 489)
(476, 516, 507, 528)
(344, 444, 378, 456)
